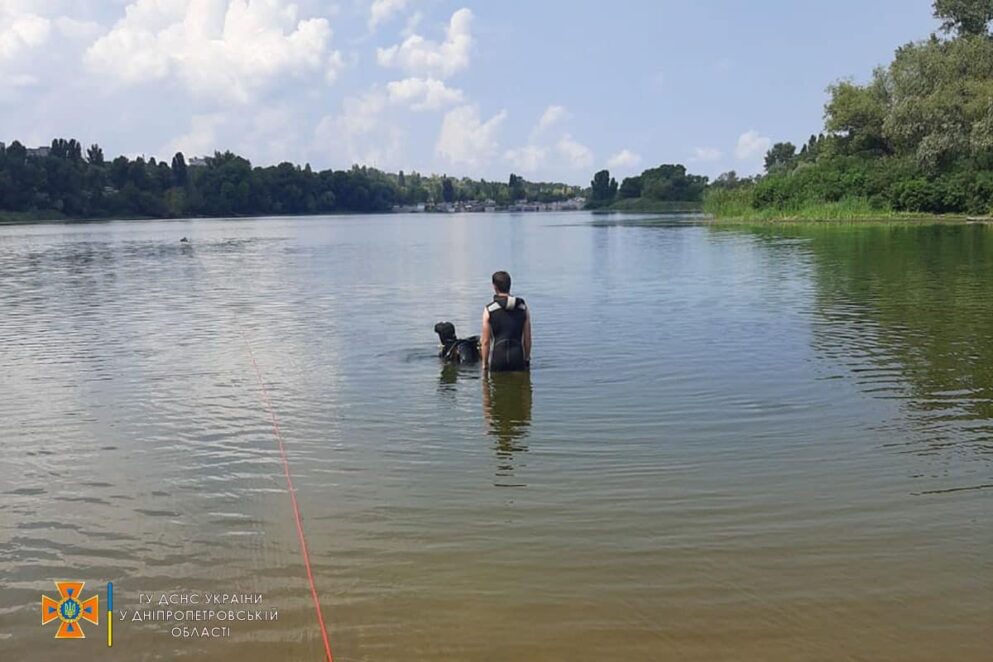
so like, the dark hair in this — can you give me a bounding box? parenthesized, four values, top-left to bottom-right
(492, 270, 512, 293)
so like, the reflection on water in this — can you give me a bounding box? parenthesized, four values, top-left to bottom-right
(482, 370, 533, 487)
(438, 361, 468, 388)
(724, 223, 993, 471)
(0, 214, 990, 661)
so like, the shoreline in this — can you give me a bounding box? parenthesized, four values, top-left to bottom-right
(3, 209, 991, 227)
(706, 213, 991, 224)
(706, 212, 993, 225)
(0, 208, 584, 227)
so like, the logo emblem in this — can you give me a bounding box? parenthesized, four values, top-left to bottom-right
(41, 581, 99, 638)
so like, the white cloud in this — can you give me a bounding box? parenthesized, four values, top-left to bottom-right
(606, 148, 641, 169)
(735, 130, 771, 160)
(504, 145, 548, 173)
(85, 0, 336, 103)
(556, 134, 593, 170)
(436, 104, 506, 169)
(54, 16, 103, 41)
(690, 146, 722, 162)
(377, 8, 472, 79)
(506, 109, 592, 175)
(386, 77, 463, 111)
(369, 0, 410, 31)
(537, 104, 569, 132)
(161, 104, 315, 166)
(0, 8, 50, 64)
(401, 10, 422, 37)
(314, 89, 404, 169)
(326, 50, 346, 83)
(164, 113, 226, 158)
(336, 90, 388, 137)
(4, 72, 38, 87)
(240, 106, 302, 164)
(0, 4, 104, 91)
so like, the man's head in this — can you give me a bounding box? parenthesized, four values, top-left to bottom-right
(492, 270, 512, 294)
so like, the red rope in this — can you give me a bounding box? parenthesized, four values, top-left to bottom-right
(241, 330, 334, 662)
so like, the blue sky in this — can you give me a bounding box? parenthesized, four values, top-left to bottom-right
(0, 0, 938, 183)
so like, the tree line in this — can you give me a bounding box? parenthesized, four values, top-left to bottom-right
(586, 163, 709, 209)
(0, 140, 581, 220)
(706, 0, 993, 217)
(585, 1, 993, 217)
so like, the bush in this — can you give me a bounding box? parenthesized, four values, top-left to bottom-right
(719, 154, 982, 217)
(703, 186, 755, 217)
(893, 179, 936, 211)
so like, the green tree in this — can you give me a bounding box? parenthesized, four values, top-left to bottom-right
(825, 74, 890, 155)
(712, 171, 742, 189)
(719, 0, 993, 218)
(171, 152, 188, 186)
(618, 176, 643, 199)
(764, 142, 799, 173)
(933, 0, 993, 36)
(0, 135, 583, 220)
(638, 164, 708, 201)
(589, 169, 618, 206)
(508, 173, 526, 201)
(86, 144, 104, 166)
(884, 35, 993, 170)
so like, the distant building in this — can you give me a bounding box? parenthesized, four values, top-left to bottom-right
(188, 157, 209, 168)
(554, 197, 586, 211)
(26, 146, 51, 158)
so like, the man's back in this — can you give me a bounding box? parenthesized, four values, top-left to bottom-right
(482, 271, 531, 372)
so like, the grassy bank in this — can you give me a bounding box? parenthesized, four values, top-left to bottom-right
(702, 188, 976, 222)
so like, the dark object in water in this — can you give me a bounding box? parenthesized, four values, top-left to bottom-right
(180, 237, 190, 243)
(435, 322, 481, 364)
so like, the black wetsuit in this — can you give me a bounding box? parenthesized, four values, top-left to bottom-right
(486, 295, 529, 372)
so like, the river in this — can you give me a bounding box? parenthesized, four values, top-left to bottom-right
(1, 213, 990, 661)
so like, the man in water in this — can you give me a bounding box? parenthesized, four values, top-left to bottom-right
(481, 270, 531, 372)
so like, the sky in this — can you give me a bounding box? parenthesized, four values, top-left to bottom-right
(0, 0, 940, 184)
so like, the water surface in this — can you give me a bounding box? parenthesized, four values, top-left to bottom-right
(1, 213, 990, 660)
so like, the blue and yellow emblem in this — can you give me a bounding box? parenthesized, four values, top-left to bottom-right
(41, 581, 99, 639)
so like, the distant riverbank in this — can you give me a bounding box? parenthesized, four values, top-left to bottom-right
(5, 208, 988, 228)
(0, 207, 592, 226)
(0, 210, 73, 224)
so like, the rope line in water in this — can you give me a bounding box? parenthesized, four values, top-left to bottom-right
(241, 329, 334, 662)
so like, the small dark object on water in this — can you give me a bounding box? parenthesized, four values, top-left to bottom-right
(180, 237, 190, 243)
(435, 322, 481, 364)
